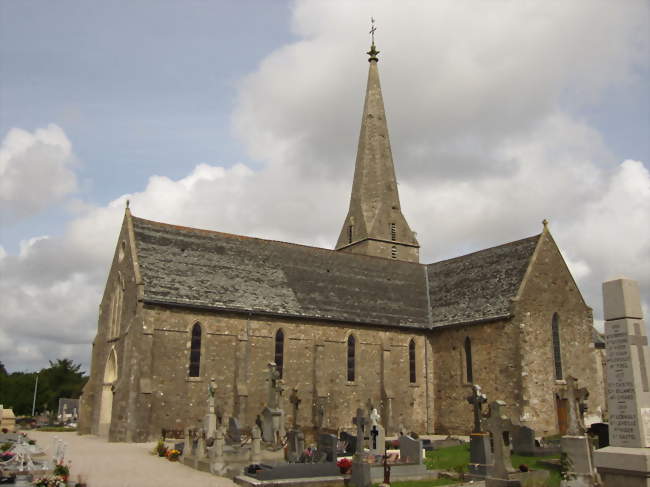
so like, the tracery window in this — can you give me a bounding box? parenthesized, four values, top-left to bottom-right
(275, 329, 285, 379)
(409, 339, 416, 383)
(347, 334, 356, 381)
(464, 336, 474, 384)
(188, 323, 202, 377)
(552, 313, 563, 380)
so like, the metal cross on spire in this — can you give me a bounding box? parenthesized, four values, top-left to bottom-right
(367, 17, 379, 62)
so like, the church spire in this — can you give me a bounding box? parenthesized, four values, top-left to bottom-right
(335, 24, 419, 262)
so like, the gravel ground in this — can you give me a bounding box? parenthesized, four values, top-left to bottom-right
(27, 431, 236, 487)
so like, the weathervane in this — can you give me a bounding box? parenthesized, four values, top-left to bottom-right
(367, 17, 379, 62)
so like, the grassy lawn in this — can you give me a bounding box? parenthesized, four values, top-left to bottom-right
(424, 444, 562, 487)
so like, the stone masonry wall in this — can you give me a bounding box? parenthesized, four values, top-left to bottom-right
(139, 305, 433, 440)
(430, 319, 522, 434)
(514, 231, 605, 435)
(79, 212, 143, 441)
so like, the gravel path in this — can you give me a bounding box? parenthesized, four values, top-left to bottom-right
(27, 431, 236, 487)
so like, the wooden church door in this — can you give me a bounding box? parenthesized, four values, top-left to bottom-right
(555, 394, 568, 435)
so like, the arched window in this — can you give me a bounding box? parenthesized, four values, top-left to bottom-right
(189, 323, 202, 377)
(275, 329, 285, 379)
(409, 339, 416, 383)
(552, 313, 563, 380)
(347, 334, 356, 381)
(464, 337, 474, 384)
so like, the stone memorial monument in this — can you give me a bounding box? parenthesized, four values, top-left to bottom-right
(594, 278, 650, 486)
(483, 400, 517, 486)
(467, 384, 493, 478)
(261, 362, 286, 444)
(353, 408, 368, 453)
(204, 377, 218, 438)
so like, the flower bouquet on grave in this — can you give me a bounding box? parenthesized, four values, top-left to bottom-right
(53, 461, 70, 483)
(32, 475, 67, 487)
(166, 449, 181, 461)
(153, 438, 167, 457)
(337, 458, 352, 474)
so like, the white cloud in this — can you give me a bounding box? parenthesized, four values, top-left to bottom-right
(0, 124, 77, 220)
(1, 1, 648, 372)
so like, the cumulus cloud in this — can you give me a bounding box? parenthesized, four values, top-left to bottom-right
(0, 124, 78, 220)
(1, 1, 648, 372)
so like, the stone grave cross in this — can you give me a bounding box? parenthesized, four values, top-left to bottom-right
(563, 376, 589, 436)
(466, 383, 487, 433)
(483, 400, 516, 480)
(370, 425, 380, 449)
(353, 408, 367, 453)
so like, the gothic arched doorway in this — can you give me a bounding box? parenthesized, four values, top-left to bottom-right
(98, 348, 118, 437)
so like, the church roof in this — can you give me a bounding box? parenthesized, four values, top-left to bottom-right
(131, 216, 540, 330)
(426, 235, 540, 328)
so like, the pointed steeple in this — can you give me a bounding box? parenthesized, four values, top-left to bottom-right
(335, 31, 419, 263)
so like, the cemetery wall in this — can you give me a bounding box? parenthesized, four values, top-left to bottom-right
(514, 231, 605, 435)
(430, 318, 522, 434)
(140, 305, 432, 440)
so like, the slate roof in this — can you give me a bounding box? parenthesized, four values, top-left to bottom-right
(132, 216, 540, 330)
(426, 236, 540, 328)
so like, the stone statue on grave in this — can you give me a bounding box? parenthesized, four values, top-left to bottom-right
(208, 377, 217, 411)
(370, 408, 380, 427)
(289, 387, 301, 429)
(466, 384, 492, 478)
(267, 362, 284, 409)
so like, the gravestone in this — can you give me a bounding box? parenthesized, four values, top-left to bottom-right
(467, 383, 492, 478)
(227, 417, 242, 444)
(318, 433, 338, 462)
(369, 423, 386, 456)
(286, 429, 305, 463)
(340, 431, 356, 455)
(398, 435, 423, 464)
(250, 425, 261, 464)
(594, 278, 650, 487)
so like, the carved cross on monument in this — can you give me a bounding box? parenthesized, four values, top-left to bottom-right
(466, 384, 487, 433)
(208, 377, 216, 413)
(370, 425, 380, 449)
(353, 408, 367, 453)
(632, 322, 649, 392)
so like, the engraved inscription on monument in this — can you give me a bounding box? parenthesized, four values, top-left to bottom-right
(603, 278, 650, 448)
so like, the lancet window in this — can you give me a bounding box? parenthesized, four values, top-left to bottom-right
(347, 334, 356, 381)
(188, 323, 202, 377)
(275, 329, 285, 379)
(409, 339, 416, 383)
(552, 313, 563, 380)
(464, 337, 474, 384)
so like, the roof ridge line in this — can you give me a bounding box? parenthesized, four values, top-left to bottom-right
(132, 216, 425, 266)
(426, 234, 541, 267)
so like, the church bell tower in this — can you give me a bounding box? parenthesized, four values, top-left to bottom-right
(335, 30, 420, 263)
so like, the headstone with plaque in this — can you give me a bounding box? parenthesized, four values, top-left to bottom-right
(594, 278, 650, 486)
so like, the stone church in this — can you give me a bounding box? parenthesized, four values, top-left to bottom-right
(79, 41, 604, 442)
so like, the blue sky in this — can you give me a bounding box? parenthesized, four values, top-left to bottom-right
(1, 1, 648, 372)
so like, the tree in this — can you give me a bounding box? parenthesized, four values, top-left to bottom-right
(0, 359, 87, 416)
